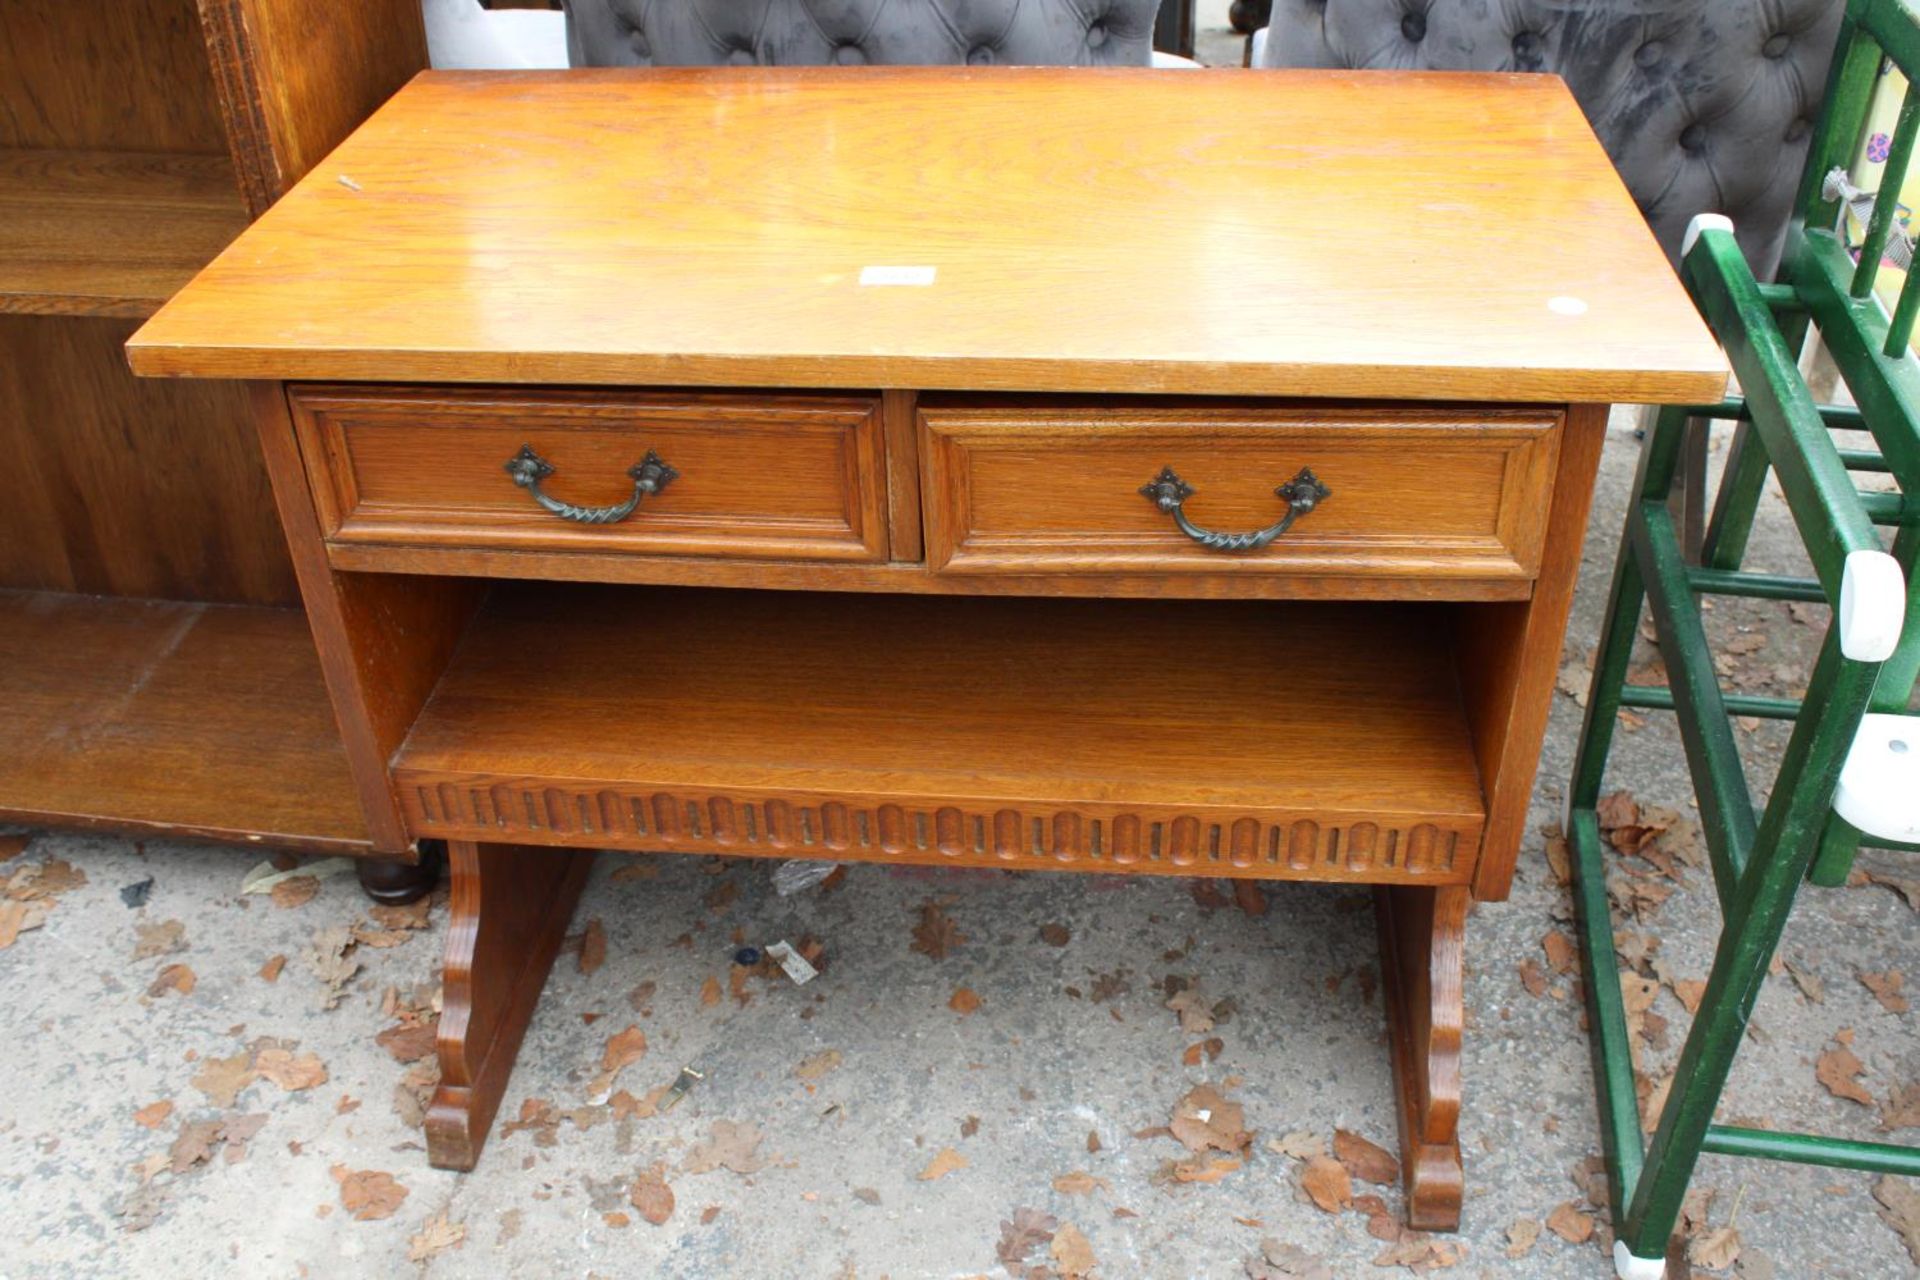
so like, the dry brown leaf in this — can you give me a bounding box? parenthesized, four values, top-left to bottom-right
(796, 1049, 842, 1080)
(255, 1048, 328, 1092)
(1505, 1218, 1541, 1259)
(1052, 1170, 1109, 1197)
(370, 896, 433, 931)
(699, 975, 722, 1006)
(133, 919, 186, 960)
(1671, 978, 1707, 1016)
(1875, 1174, 1920, 1265)
(332, 1166, 409, 1221)
(375, 1021, 437, 1064)
(258, 954, 286, 983)
(192, 1051, 257, 1108)
(630, 1165, 675, 1226)
(1518, 958, 1548, 999)
(1040, 922, 1071, 947)
(1542, 931, 1577, 974)
(1248, 1238, 1333, 1280)
(147, 964, 195, 997)
(1050, 1221, 1097, 1279)
(1267, 1130, 1324, 1160)
(169, 1119, 224, 1173)
(1688, 1224, 1741, 1271)
(910, 902, 965, 960)
(1165, 983, 1215, 1035)
(1859, 969, 1910, 1015)
(1333, 1129, 1398, 1186)
(1371, 1234, 1464, 1270)
(1169, 1083, 1250, 1154)
(133, 1100, 174, 1130)
(1784, 957, 1824, 1004)
(1879, 1080, 1920, 1131)
(918, 1147, 967, 1181)
(600, 1025, 648, 1072)
(1299, 1156, 1351, 1213)
(683, 1120, 766, 1175)
(306, 925, 361, 1011)
(949, 987, 982, 1016)
(578, 917, 607, 974)
(0, 899, 48, 950)
(1168, 1153, 1242, 1183)
(1816, 1039, 1875, 1106)
(269, 876, 321, 909)
(997, 1208, 1058, 1272)
(588, 1024, 648, 1096)
(1546, 1201, 1594, 1244)
(407, 1212, 466, 1262)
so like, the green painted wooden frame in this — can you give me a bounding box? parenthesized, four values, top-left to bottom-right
(1568, 1, 1920, 1267)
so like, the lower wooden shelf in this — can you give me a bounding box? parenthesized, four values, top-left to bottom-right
(395, 585, 1486, 883)
(0, 590, 368, 852)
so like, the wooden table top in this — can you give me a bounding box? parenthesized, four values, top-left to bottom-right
(129, 68, 1725, 403)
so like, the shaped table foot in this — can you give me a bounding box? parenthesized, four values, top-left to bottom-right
(1376, 883, 1467, 1231)
(426, 839, 592, 1170)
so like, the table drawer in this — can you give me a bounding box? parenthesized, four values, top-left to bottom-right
(921, 403, 1560, 581)
(290, 387, 889, 563)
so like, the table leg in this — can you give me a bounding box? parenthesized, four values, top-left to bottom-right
(1376, 883, 1466, 1230)
(426, 839, 592, 1170)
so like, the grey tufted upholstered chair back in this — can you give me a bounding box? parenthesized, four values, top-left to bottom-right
(1260, 1, 1844, 275)
(562, 0, 1163, 68)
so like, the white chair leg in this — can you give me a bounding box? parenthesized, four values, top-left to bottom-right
(1835, 713, 1920, 842)
(1614, 1240, 1666, 1280)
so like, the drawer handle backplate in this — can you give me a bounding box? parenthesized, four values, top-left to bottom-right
(504, 444, 677, 524)
(1140, 465, 1330, 553)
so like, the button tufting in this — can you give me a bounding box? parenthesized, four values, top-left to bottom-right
(1679, 122, 1708, 153)
(1763, 32, 1792, 59)
(1511, 30, 1543, 64)
(1401, 11, 1427, 42)
(727, 47, 755, 65)
(1634, 40, 1664, 69)
(967, 45, 995, 65)
(1086, 22, 1108, 48)
(832, 43, 866, 65)
(1786, 117, 1812, 143)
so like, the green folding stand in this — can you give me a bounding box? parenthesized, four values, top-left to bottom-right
(1569, 4, 1920, 1276)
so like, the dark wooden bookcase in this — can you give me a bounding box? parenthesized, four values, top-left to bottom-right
(0, 0, 426, 869)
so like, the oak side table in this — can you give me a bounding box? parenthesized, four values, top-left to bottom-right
(129, 67, 1725, 1228)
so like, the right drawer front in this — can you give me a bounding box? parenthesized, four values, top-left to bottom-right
(921, 403, 1561, 583)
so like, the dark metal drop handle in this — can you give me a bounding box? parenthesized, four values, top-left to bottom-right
(1140, 465, 1330, 553)
(503, 445, 677, 524)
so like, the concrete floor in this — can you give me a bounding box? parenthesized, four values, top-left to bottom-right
(3, 418, 1916, 1280)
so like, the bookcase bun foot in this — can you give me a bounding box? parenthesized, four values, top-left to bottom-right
(355, 843, 444, 905)
(427, 840, 592, 1171)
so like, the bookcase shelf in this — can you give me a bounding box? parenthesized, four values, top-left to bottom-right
(0, 149, 248, 319)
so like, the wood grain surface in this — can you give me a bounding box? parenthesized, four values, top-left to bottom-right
(130, 68, 1725, 403)
(0, 0, 229, 153)
(291, 385, 889, 564)
(197, 0, 430, 216)
(0, 317, 297, 603)
(0, 589, 366, 851)
(920, 400, 1559, 580)
(428, 839, 591, 1170)
(393, 584, 1487, 880)
(0, 149, 249, 318)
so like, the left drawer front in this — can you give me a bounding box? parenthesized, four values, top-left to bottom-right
(290, 387, 888, 563)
